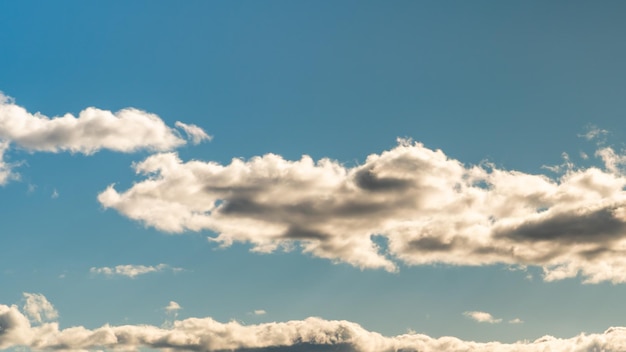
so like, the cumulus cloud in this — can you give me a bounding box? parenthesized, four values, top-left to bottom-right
(2, 297, 626, 352)
(165, 301, 182, 313)
(98, 139, 626, 283)
(0, 92, 208, 183)
(175, 121, 212, 145)
(0, 92, 187, 154)
(90, 264, 179, 278)
(463, 311, 502, 324)
(22, 293, 58, 324)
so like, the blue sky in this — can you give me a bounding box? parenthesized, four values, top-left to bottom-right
(2, 1, 626, 351)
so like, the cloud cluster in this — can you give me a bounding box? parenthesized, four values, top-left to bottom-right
(90, 264, 180, 278)
(0, 92, 209, 185)
(1, 296, 626, 352)
(99, 139, 626, 283)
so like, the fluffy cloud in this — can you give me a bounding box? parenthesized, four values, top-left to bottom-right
(22, 293, 58, 324)
(165, 301, 182, 313)
(0, 92, 210, 184)
(463, 311, 502, 324)
(1, 297, 626, 352)
(98, 139, 626, 283)
(90, 264, 179, 278)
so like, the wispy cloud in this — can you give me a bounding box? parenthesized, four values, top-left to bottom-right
(0, 295, 624, 352)
(579, 125, 608, 142)
(99, 139, 626, 283)
(463, 311, 502, 324)
(90, 264, 181, 278)
(175, 121, 212, 145)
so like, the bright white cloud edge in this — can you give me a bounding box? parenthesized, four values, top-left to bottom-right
(0, 295, 623, 352)
(99, 138, 626, 284)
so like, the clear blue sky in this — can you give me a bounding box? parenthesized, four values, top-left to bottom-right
(2, 1, 626, 350)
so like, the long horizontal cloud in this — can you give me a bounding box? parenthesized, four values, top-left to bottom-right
(1, 297, 625, 352)
(98, 139, 626, 283)
(0, 92, 209, 184)
(90, 264, 181, 278)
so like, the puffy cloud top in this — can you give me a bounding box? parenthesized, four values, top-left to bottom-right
(2, 295, 626, 352)
(99, 139, 626, 283)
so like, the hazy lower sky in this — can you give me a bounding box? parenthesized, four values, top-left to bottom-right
(2, 2, 626, 351)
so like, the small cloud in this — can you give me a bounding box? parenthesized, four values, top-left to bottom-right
(22, 293, 58, 323)
(90, 264, 182, 278)
(463, 311, 502, 324)
(253, 309, 266, 316)
(165, 301, 182, 313)
(51, 189, 59, 199)
(579, 125, 608, 142)
(509, 318, 524, 324)
(175, 121, 212, 145)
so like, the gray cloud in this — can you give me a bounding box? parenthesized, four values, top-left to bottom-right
(2, 297, 626, 352)
(99, 139, 626, 283)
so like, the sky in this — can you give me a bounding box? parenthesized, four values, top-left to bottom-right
(2, 1, 626, 351)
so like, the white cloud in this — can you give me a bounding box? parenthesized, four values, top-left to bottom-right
(509, 318, 524, 324)
(2, 298, 626, 352)
(463, 311, 502, 324)
(90, 264, 179, 278)
(175, 121, 212, 145)
(165, 301, 182, 313)
(253, 309, 266, 315)
(0, 92, 186, 154)
(21, 293, 58, 324)
(580, 125, 608, 142)
(98, 139, 626, 283)
(0, 92, 208, 184)
(0, 140, 17, 186)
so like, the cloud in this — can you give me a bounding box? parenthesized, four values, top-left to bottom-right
(165, 301, 182, 313)
(2, 296, 626, 352)
(509, 318, 524, 324)
(90, 264, 179, 278)
(0, 140, 17, 185)
(579, 125, 608, 142)
(98, 139, 626, 283)
(0, 92, 207, 184)
(463, 311, 502, 324)
(22, 293, 58, 324)
(175, 121, 212, 145)
(253, 310, 266, 316)
(0, 92, 186, 154)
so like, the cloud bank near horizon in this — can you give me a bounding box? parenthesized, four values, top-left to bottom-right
(0, 294, 625, 352)
(99, 138, 626, 283)
(0, 92, 209, 184)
